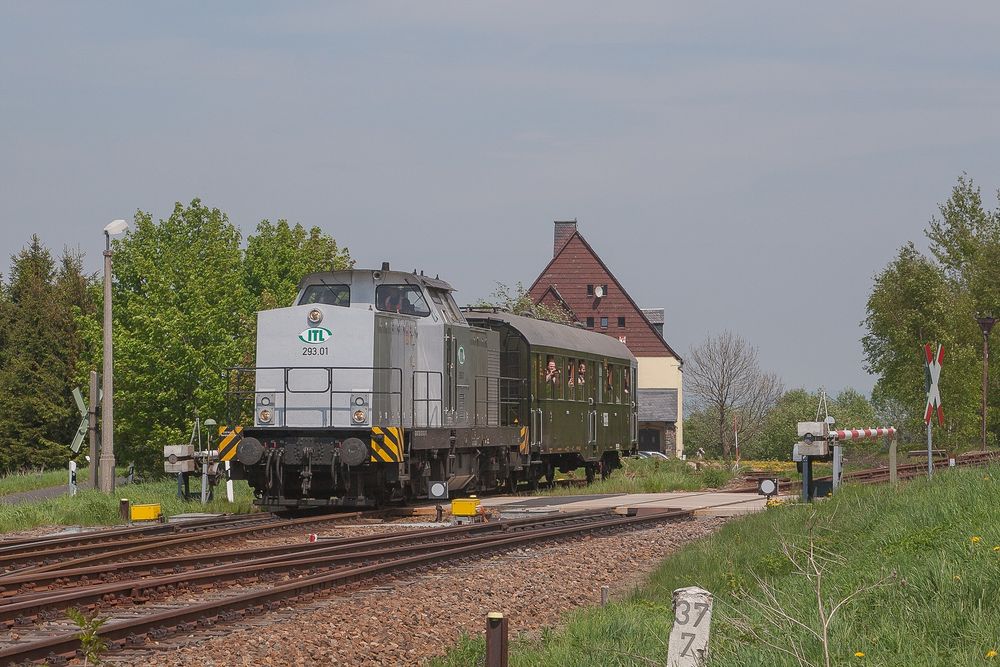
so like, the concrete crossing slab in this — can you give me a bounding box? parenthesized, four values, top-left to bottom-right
(482, 491, 781, 517)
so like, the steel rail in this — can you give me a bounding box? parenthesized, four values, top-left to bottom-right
(0, 509, 692, 665)
(0, 510, 609, 596)
(0, 511, 380, 577)
(0, 513, 618, 624)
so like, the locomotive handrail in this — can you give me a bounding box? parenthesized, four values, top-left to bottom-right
(472, 374, 524, 428)
(411, 370, 443, 429)
(224, 365, 403, 428)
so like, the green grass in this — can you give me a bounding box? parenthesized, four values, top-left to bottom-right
(0, 467, 94, 496)
(541, 457, 737, 496)
(433, 465, 1000, 666)
(0, 479, 258, 532)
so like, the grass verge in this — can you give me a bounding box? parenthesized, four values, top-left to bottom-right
(543, 457, 736, 496)
(432, 464, 1000, 666)
(0, 479, 257, 533)
(0, 467, 93, 496)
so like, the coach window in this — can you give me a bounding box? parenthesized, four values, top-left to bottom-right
(543, 355, 560, 398)
(376, 285, 430, 317)
(531, 355, 540, 401)
(566, 359, 576, 399)
(300, 284, 350, 307)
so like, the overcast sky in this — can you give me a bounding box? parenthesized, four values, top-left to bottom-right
(3, 2, 999, 398)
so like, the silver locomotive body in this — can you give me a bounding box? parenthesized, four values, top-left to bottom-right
(228, 267, 512, 509)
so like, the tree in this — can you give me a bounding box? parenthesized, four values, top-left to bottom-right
(863, 176, 1000, 450)
(75, 201, 357, 472)
(475, 281, 573, 324)
(85, 200, 253, 470)
(0, 238, 95, 471)
(685, 331, 783, 458)
(244, 219, 353, 311)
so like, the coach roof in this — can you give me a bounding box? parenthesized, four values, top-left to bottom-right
(465, 310, 635, 361)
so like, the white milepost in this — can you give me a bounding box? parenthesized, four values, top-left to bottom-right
(668, 586, 713, 667)
(225, 460, 234, 502)
(68, 460, 77, 497)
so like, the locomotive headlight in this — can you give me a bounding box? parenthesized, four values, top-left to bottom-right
(258, 408, 273, 424)
(307, 308, 323, 324)
(352, 409, 367, 424)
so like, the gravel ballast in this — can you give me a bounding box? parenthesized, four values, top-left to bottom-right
(109, 516, 727, 667)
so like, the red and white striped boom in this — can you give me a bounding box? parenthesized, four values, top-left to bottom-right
(830, 427, 896, 441)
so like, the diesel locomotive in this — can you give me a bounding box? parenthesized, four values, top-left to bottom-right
(227, 265, 638, 510)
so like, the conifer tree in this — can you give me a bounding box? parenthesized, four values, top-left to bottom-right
(0, 238, 91, 470)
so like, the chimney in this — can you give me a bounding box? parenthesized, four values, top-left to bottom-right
(553, 219, 577, 257)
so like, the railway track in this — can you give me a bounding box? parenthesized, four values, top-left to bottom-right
(0, 508, 692, 665)
(0, 509, 414, 576)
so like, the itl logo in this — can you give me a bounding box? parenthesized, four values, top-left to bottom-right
(298, 327, 332, 344)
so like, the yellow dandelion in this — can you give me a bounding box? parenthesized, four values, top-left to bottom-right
(993, 546, 1000, 552)
(987, 649, 998, 659)
(972, 536, 982, 544)
(953, 575, 961, 581)
(854, 651, 865, 658)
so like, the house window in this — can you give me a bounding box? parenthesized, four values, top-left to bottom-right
(600, 316, 608, 328)
(602, 284, 609, 296)
(617, 317, 626, 327)
(586, 317, 594, 328)
(586, 284, 594, 296)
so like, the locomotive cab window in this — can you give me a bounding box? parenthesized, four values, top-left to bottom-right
(376, 285, 430, 316)
(429, 288, 466, 323)
(300, 284, 350, 307)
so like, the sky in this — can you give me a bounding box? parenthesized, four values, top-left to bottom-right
(2, 1, 1000, 398)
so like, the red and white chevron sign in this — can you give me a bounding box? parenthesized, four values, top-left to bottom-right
(831, 427, 896, 441)
(924, 343, 944, 426)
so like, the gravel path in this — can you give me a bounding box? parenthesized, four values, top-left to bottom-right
(105, 516, 727, 667)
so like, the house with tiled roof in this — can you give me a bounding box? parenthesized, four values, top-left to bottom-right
(528, 221, 683, 455)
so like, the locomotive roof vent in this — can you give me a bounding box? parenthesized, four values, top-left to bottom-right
(381, 261, 390, 271)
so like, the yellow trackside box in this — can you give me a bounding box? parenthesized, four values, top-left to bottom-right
(130, 503, 162, 522)
(451, 497, 481, 517)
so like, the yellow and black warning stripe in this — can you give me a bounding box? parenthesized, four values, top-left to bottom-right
(519, 426, 529, 455)
(218, 425, 243, 462)
(370, 426, 403, 463)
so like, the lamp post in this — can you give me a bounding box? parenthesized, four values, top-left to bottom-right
(976, 314, 997, 453)
(99, 219, 128, 493)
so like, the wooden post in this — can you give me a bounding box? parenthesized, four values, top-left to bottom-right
(668, 587, 713, 667)
(119, 498, 130, 525)
(485, 612, 508, 667)
(601, 585, 610, 606)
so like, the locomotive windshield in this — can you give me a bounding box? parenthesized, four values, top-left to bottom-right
(300, 284, 350, 306)
(376, 285, 430, 316)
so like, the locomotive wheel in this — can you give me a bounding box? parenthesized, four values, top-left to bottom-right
(507, 472, 519, 493)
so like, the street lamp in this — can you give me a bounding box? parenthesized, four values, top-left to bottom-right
(99, 219, 128, 493)
(976, 313, 997, 453)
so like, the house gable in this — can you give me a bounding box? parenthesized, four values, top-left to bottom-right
(528, 229, 680, 360)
